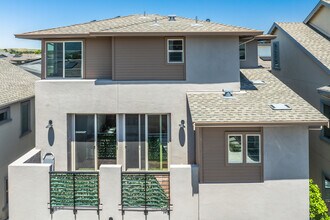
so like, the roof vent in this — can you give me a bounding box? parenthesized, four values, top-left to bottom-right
(191, 16, 203, 27)
(90, 20, 97, 22)
(223, 89, 233, 98)
(250, 80, 265, 85)
(150, 17, 160, 26)
(168, 15, 176, 21)
(270, 104, 291, 110)
(206, 18, 211, 22)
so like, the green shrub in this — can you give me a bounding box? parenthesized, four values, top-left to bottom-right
(310, 179, 330, 220)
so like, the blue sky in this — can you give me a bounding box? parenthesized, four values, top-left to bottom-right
(0, 0, 318, 49)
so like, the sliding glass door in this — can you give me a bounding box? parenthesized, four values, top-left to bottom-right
(74, 115, 95, 170)
(125, 114, 169, 171)
(73, 114, 117, 171)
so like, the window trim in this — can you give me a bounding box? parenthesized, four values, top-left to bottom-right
(272, 41, 280, 70)
(44, 40, 84, 79)
(167, 39, 184, 64)
(320, 100, 330, 143)
(20, 100, 31, 137)
(227, 134, 243, 164)
(0, 107, 11, 125)
(246, 134, 261, 164)
(226, 132, 262, 166)
(239, 43, 246, 61)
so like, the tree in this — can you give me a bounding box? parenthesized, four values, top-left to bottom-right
(310, 179, 330, 220)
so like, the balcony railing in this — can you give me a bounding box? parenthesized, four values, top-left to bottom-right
(49, 171, 100, 214)
(121, 172, 171, 213)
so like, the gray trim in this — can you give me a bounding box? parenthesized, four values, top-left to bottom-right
(304, 1, 330, 24)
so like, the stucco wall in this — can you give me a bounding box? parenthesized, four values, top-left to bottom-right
(240, 40, 258, 68)
(309, 5, 330, 37)
(199, 126, 309, 220)
(0, 99, 35, 220)
(271, 29, 329, 190)
(35, 36, 240, 171)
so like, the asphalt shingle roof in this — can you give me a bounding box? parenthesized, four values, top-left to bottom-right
(0, 60, 38, 108)
(271, 22, 330, 72)
(187, 68, 328, 125)
(16, 14, 262, 38)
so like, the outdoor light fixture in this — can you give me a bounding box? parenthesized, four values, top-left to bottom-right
(46, 120, 53, 128)
(179, 120, 185, 128)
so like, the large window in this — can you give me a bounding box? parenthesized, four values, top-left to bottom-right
(239, 44, 246, 60)
(272, 41, 280, 70)
(21, 100, 31, 136)
(0, 107, 10, 125)
(46, 41, 82, 78)
(227, 133, 261, 164)
(167, 39, 184, 63)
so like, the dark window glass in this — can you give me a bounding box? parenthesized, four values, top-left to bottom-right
(65, 42, 82, 77)
(239, 44, 246, 60)
(0, 107, 10, 123)
(247, 135, 260, 163)
(5, 178, 8, 204)
(324, 104, 330, 138)
(168, 40, 183, 63)
(21, 101, 31, 135)
(272, 42, 280, 69)
(46, 43, 63, 77)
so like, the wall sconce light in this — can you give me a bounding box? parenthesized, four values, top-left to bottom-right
(179, 120, 185, 128)
(46, 120, 53, 128)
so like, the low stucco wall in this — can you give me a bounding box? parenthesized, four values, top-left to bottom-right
(199, 179, 309, 220)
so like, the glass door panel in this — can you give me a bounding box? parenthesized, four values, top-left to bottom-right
(97, 114, 116, 168)
(148, 115, 168, 170)
(75, 115, 95, 170)
(125, 115, 140, 170)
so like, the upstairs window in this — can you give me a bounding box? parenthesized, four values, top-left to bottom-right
(272, 41, 280, 70)
(167, 39, 184, 63)
(323, 174, 330, 202)
(21, 100, 31, 136)
(239, 44, 246, 60)
(0, 107, 10, 125)
(323, 103, 330, 139)
(46, 41, 82, 78)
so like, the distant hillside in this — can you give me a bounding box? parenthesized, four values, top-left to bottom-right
(0, 48, 41, 55)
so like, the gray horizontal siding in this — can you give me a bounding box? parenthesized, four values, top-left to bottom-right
(114, 37, 185, 80)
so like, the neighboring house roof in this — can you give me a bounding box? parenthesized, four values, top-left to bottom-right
(19, 59, 41, 76)
(15, 14, 263, 39)
(269, 22, 330, 73)
(304, 0, 330, 24)
(187, 68, 328, 126)
(0, 60, 38, 108)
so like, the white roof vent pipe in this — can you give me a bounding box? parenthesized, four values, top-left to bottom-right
(168, 15, 176, 21)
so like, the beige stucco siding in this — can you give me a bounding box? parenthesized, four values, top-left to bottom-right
(85, 37, 112, 79)
(113, 37, 185, 80)
(309, 6, 330, 37)
(240, 40, 258, 68)
(198, 127, 263, 183)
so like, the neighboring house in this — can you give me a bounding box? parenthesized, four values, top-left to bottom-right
(0, 60, 37, 220)
(9, 14, 327, 220)
(19, 59, 42, 76)
(269, 0, 330, 206)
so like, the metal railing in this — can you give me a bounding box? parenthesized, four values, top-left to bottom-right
(121, 172, 171, 213)
(49, 171, 100, 214)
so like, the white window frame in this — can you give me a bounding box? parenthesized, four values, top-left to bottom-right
(44, 40, 84, 79)
(246, 134, 261, 164)
(227, 134, 243, 164)
(239, 43, 246, 61)
(167, 39, 184, 64)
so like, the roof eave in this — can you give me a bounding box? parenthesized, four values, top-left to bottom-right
(15, 31, 263, 40)
(193, 120, 329, 127)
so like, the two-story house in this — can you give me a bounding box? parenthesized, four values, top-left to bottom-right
(0, 60, 37, 220)
(9, 14, 328, 220)
(269, 0, 330, 206)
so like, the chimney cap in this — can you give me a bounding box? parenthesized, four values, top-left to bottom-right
(168, 15, 176, 21)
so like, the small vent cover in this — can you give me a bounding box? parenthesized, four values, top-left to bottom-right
(251, 80, 265, 85)
(270, 104, 291, 110)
